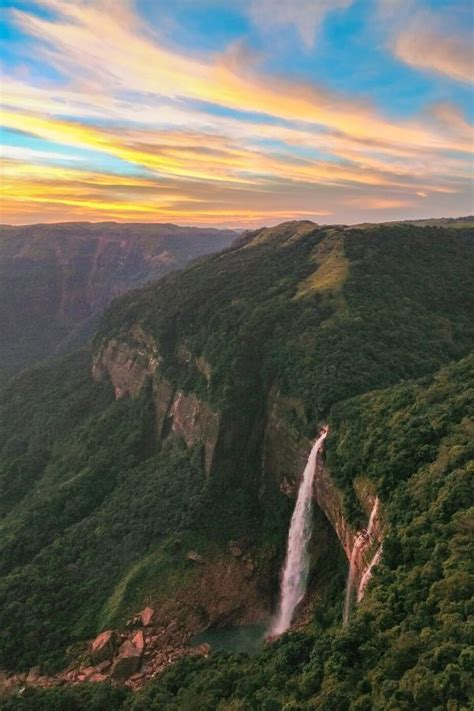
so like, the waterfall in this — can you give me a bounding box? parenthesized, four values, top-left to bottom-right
(343, 497, 380, 626)
(357, 544, 383, 602)
(270, 427, 328, 637)
(366, 497, 379, 538)
(342, 533, 366, 626)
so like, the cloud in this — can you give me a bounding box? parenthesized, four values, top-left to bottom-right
(246, 0, 353, 48)
(9, 0, 472, 154)
(380, 2, 474, 84)
(395, 16, 473, 83)
(2, 0, 472, 226)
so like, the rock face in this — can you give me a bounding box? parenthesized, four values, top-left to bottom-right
(140, 607, 155, 627)
(111, 640, 142, 682)
(92, 326, 161, 399)
(93, 330, 220, 474)
(0, 222, 237, 378)
(169, 391, 220, 474)
(90, 630, 118, 663)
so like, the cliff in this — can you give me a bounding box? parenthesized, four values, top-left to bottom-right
(93, 327, 220, 475)
(93, 327, 383, 600)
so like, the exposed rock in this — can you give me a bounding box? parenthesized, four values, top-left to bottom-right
(186, 550, 203, 563)
(140, 607, 155, 627)
(153, 377, 176, 438)
(229, 545, 242, 558)
(96, 660, 112, 673)
(196, 642, 211, 657)
(111, 640, 142, 682)
(77, 666, 95, 682)
(92, 327, 161, 399)
(263, 386, 384, 593)
(90, 630, 117, 663)
(169, 390, 219, 474)
(131, 630, 145, 651)
(93, 330, 221, 474)
(26, 667, 40, 685)
(89, 673, 108, 683)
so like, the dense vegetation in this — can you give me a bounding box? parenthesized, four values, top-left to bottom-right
(0, 352, 212, 671)
(4, 355, 473, 710)
(0, 220, 473, 708)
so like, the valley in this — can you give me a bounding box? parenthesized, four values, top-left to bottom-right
(0, 220, 472, 710)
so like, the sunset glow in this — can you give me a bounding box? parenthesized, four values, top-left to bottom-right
(1, 0, 473, 226)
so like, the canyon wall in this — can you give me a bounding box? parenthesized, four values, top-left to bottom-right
(92, 328, 220, 475)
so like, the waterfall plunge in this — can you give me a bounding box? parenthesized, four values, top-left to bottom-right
(270, 427, 328, 637)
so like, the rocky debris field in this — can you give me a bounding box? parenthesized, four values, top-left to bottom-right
(0, 606, 211, 697)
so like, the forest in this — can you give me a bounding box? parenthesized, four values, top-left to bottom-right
(0, 221, 472, 709)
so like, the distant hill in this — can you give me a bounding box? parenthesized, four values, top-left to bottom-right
(0, 222, 237, 382)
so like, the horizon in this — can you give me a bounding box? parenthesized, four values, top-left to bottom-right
(1, 0, 473, 227)
(1, 214, 474, 232)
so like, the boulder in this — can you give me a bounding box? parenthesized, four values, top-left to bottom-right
(76, 666, 95, 682)
(131, 630, 145, 651)
(26, 667, 40, 685)
(96, 660, 112, 673)
(198, 642, 211, 657)
(90, 630, 117, 663)
(186, 550, 203, 563)
(230, 546, 242, 558)
(89, 673, 108, 683)
(111, 640, 142, 682)
(139, 607, 155, 627)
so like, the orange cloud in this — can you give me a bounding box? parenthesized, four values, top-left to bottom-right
(11, 0, 471, 152)
(395, 17, 473, 84)
(2, 0, 472, 226)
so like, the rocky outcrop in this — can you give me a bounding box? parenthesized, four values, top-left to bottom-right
(90, 630, 118, 664)
(140, 607, 155, 627)
(111, 640, 142, 682)
(0, 575, 244, 696)
(169, 391, 219, 474)
(93, 328, 220, 474)
(92, 325, 161, 398)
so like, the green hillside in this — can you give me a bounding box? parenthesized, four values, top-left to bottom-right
(0, 220, 473, 709)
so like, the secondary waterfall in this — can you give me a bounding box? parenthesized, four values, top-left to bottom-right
(270, 427, 328, 636)
(343, 497, 380, 626)
(357, 544, 383, 602)
(342, 533, 366, 626)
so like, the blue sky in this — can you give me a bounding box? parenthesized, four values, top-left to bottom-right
(1, 0, 472, 225)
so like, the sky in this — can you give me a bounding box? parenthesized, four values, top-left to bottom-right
(1, 0, 473, 227)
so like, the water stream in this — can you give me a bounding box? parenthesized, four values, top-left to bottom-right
(343, 497, 380, 625)
(270, 427, 328, 636)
